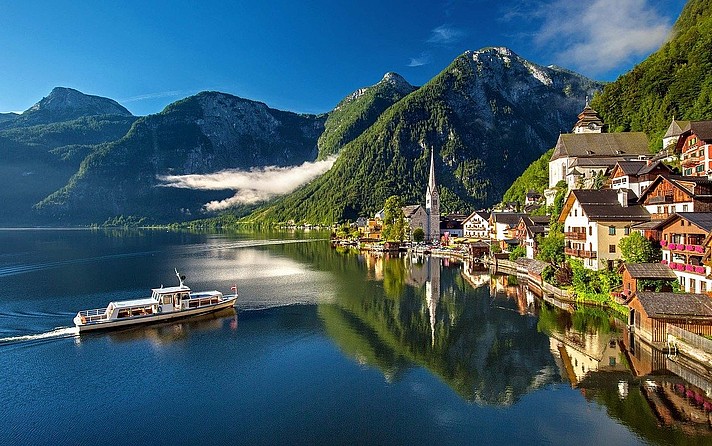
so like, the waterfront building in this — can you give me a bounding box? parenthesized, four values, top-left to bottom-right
(657, 212, 712, 294)
(627, 291, 712, 344)
(440, 213, 467, 238)
(559, 189, 650, 271)
(638, 175, 712, 221)
(619, 263, 678, 301)
(462, 211, 490, 239)
(489, 212, 525, 243)
(425, 150, 440, 242)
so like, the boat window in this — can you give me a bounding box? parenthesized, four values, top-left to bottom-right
(162, 294, 173, 304)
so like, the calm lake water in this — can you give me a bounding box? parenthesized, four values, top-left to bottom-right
(1, 229, 711, 445)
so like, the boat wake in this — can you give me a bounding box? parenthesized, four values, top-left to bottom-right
(0, 326, 79, 346)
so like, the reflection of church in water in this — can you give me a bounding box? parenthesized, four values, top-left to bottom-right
(425, 256, 440, 347)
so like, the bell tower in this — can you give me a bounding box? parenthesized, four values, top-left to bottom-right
(425, 149, 440, 242)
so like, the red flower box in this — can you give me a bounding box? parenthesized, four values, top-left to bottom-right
(686, 264, 694, 272)
(695, 266, 705, 274)
(696, 245, 704, 253)
(661, 259, 668, 265)
(661, 240, 668, 247)
(687, 244, 695, 251)
(669, 243, 677, 250)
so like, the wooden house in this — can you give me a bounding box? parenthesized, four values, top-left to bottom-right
(638, 175, 712, 220)
(628, 291, 712, 344)
(657, 212, 712, 294)
(618, 263, 677, 302)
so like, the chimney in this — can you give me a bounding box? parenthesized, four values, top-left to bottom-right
(618, 189, 628, 207)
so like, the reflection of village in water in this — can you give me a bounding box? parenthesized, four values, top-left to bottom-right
(339, 251, 712, 439)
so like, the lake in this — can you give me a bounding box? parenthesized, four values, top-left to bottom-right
(0, 229, 711, 445)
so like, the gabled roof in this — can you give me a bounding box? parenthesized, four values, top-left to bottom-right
(638, 160, 671, 175)
(638, 175, 712, 203)
(558, 189, 650, 223)
(636, 292, 712, 318)
(621, 263, 677, 279)
(651, 212, 712, 232)
(550, 132, 649, 161)
(402, 205, 423, 218)
(491, 212, 526, 226)
(663, 119, 690, 139)
(688, 121, 712, 143)
(615, 160, 648, 175)
(463, 210, 490, 226)
(569, 157, 626, 168)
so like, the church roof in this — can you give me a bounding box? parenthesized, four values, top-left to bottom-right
(551, 132, 649, 161)
(663, 118, 690, 139)
(572, 104, 605, 132)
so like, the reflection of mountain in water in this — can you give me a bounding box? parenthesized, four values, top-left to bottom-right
(316, 253, 560, 406)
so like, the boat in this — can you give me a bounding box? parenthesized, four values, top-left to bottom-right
(73, 269, 238, 332)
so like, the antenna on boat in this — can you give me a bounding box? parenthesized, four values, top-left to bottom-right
(175, 268, 186, 288)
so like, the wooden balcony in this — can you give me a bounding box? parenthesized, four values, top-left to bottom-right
(565, 248, 597, 259)
(565, 232, 587, 241)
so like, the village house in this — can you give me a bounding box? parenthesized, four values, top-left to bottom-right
(462, 210, 490, 239)
(490, 212, 525, 242)
(440, 213, 466, 238)
(618, 263, 678, 302)
(637, 175, 712, 221)
(514, 215, 550, 259)
(559, 189, 650, 271)
(657, 212, 712, 294)
(545, 104, 650, 205)
(608, 160, 671, 197)
(627, 291, 712, 344)
(674, 120, 712, 177)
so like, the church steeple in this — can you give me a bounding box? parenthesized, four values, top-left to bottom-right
(572, 100, 606, 134)
(425, 149, 440, 242)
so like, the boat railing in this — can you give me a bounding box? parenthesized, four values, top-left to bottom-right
(78, 308, 108, 322)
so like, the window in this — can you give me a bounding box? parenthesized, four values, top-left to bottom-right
(609, 226, 616, 235)
(657, 206, 662, 214)
(574, 209, 577, 217)
(609, 245, 616, 253)
(685, 168, 693, 176)
(589, 226, 592, 236)
(702, 282, 707, 293)
(624, 226, 630, 235)
(697, 164, 705, 172)
(690, 278, 696, 293)
(683, 204, 689, 212)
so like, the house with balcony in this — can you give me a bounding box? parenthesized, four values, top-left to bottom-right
(637, 175, 712, 221)
(490, 212, 525, 244)
(558, 189, 650, 270)
(657, 212, 712, 294)
(462, 211, 490, 239)
(514, 215, 550, 259)
(674, 121, 712, 177)
(608, 160, 671, 197)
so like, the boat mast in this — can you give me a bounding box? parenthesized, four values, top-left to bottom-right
(175, 268, 185, 288)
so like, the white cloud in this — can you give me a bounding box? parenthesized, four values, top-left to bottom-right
(532, 0, 673, 74)
(408, 52, 433, 67)
(120, 90, 195, 103)
(157, 156, 337, 212)
(427, 24, 466, 45)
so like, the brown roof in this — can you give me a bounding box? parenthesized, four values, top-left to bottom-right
(636, 292, 712, 318)
(663, 119, 690, 139)
(689, 121, 712, 143)
(572, 189, 649, 221)
(622, 263, 677, 279)
(551, 132, 649, 161)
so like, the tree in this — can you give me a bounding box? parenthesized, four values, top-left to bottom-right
(536, 231, 565, 266)
(412, 227, 425, 243)
(381, 195, 406, 242)
(509, 245, 526, 261)
(619, 232, 658, 263)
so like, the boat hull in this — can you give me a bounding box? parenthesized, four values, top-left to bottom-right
(75, 296, 237, 333)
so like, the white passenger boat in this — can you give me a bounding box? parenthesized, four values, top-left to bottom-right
(73, 269, 238, 332)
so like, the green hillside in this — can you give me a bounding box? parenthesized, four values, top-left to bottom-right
(501, 148, 553, 204)
(591, 0, 712, 148)
(248, 48, 601, 223)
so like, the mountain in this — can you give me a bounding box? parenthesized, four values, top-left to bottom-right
(248, 47, 602, 223)
(0, 88, 138, 226)
(501, 148, 553, 205)
(317, 72, 416, 158)
(3, 87, 133, 128)
(0, 112, 19, 123)
(591, 0, 712, 148)
(35, 92, 325, 223)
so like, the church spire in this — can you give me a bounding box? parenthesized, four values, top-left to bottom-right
(425, 148, 440, 242)
(427, 149, 436, 194)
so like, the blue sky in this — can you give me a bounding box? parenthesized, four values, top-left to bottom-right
(0, 0, 687, 116)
